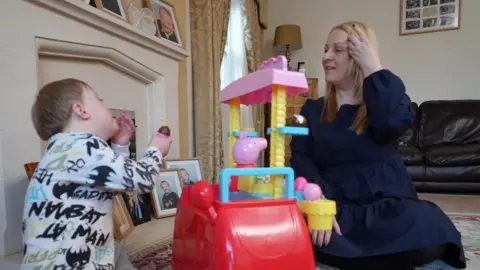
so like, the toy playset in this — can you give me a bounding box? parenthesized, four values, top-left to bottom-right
(171, 56, 336, 270)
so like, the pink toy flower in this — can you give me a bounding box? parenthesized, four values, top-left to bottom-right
(294, 177, 307, 191)
(303, 183, 322, 201)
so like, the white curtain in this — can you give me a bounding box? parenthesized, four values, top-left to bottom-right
(220, 0, 252, 165)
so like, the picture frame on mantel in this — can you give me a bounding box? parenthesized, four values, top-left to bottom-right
(146, 0, 183, 47)
(164, 158, 204, 185)
(151, 169, 183, 218)
(113, 194, 135, 240)
(94, 0, 128, 21)
(400, 0, 461, 36)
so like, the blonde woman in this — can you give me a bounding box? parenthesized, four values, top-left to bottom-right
(290, 22, 465, 269)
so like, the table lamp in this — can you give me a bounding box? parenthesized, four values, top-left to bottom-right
(273, 24, 302, 70)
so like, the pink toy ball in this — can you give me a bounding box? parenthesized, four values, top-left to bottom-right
(294, 177, 307, 192)
(303, 183, 323, 201)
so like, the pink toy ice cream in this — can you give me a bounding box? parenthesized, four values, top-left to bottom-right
(303, 183, 322, 201)
(294, 177, 307, 192)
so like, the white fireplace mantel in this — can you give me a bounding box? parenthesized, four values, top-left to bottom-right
(28, 0, 189, 61)
(0, 0, 189, 263)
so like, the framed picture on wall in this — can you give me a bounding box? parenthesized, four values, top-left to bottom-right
(146, 0, 183, 47)
(113, 194, 135, 240)
(94, 0, 128, 20)
(400, 0, 461, 35)
(164, 158, 204, 186)
(151, 169, 183, 218)
(297, 61, 306, 73)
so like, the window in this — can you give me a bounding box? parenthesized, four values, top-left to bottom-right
(220, 0, 252, 164)
(220, 0, 247, 91)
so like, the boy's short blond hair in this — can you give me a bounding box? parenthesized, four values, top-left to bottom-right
(31, 78, 90, 140)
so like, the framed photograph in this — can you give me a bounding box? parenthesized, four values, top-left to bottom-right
(297, 62, 306, 73)
(400, 0, 461, 35)
(122, 191, 152, 226)
(146, 0, 183, 47)
(164, 158, 204, 186)
(94, 0, 127, 20)
(113, 194, 135, 240)
(151, 169, 183, 218)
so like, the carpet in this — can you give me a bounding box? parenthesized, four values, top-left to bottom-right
(130, 214, 480, 270)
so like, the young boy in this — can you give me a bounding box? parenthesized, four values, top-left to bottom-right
(22, 78, 172, 269)
(179, 168, 194, 186)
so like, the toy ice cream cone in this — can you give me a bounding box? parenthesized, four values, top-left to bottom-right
(157, 117, 170, 137)
(299, 199, 337, 231)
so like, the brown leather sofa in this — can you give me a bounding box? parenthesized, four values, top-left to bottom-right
(397, 100, 480, 194)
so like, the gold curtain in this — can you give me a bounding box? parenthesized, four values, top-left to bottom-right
(190, 0, 231, 183)
(255, 0, 268, 29)
(242, 0, 267, 166)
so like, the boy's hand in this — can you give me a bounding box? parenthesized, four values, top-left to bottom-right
(112, 112, 135, 145)
(149, 133, 172, 157)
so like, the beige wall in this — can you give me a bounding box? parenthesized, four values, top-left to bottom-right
(0, 0, 189, 257)
(130, 0, 191, 157)
(264, 0, 480, 103)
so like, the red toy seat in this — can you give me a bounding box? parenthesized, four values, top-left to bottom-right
(172, 182, 315, 270)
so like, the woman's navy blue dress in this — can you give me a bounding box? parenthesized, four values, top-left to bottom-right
(290, 69, 465, 268)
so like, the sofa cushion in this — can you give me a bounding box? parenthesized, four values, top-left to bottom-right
(424, 165, 480, 183)
(398, 102, 419, 146)
(423, 144, 480, 166)
(397, 145, 424, 165)
(418, 100, 480, 148)
(419, 182, 480, 193)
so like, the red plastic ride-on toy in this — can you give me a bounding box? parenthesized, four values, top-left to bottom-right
(171, 167, 316, 270)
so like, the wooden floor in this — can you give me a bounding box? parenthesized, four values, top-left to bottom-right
(419, 193, 480, 214)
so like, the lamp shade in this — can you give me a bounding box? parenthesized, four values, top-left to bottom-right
(273, 24, 302, 51)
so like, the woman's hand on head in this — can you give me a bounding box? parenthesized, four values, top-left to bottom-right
(347, 24, 382, 77)
(311, 217, 342, 247)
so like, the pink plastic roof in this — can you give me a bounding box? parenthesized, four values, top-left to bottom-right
(220, 56, 309, 105)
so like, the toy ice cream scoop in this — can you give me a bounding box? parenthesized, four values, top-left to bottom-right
(286, 114, 308, 127)
(294, 177, 307, 192)
(303, 183, 322, 201)
(158, 126, 171, 136)
(298, 183, 336, 231)
(294, 177, 307, 201)
(157, 117, 170, 138)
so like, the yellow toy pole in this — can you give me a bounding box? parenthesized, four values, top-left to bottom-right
(229, 98, 241, 168)
(270, 84, 287, 198)
(275, 85, 287, 167)
(269, 86, 278, 168)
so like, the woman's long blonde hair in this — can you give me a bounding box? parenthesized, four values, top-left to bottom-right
(321, 21, 379, 134)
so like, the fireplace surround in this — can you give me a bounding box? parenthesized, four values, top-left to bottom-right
(0, 0, 189, 262)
